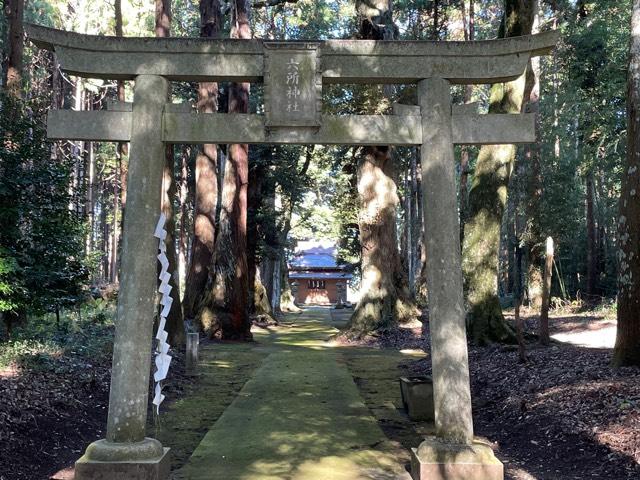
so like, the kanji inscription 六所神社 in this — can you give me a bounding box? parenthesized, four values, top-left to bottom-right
(264, 43, 320, 128)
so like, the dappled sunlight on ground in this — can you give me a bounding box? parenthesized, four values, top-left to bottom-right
(174, 307, 411, 479)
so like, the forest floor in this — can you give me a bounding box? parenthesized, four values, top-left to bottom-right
(0, 305, 638, 479)
(336, 307, 640, 479)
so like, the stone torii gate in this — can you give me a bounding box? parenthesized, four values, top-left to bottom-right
(26, 24, 558, 480)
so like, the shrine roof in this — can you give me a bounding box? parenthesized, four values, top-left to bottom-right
(289, 241, 348, 270)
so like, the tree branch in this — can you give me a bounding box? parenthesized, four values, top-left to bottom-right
(253, 0, 299, 8)
(222, 0, 299, 14)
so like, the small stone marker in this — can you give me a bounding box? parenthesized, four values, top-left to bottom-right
(335, 282, 345, 309)
(290, 281, 299, 305)
(186, 332, 199, 375)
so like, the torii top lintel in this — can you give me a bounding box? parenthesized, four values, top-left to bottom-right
(26, 24, 559, 85)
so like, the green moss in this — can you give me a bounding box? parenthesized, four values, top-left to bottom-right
(164, 309, 411, 479)
(149, 344, 267, 468)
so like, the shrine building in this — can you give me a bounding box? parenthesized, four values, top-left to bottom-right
(289, 240, 352, 305)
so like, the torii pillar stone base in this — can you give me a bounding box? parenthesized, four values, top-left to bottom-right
(75, 439, 170, 480)
(410, 437, 503, 480)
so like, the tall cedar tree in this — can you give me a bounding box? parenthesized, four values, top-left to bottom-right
(461, 0, 536, 344)
(346, 0, 417, 336)
(613, 0, 640, 367)
(3, 0, 24, 96)
(113, 0, 126, 283)
(183, 0, 222, 320)
(199, 0, 252, 340)
(155, 0, 185, 345)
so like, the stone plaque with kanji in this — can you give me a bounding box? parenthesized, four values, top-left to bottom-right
(264, 43, 321, 128)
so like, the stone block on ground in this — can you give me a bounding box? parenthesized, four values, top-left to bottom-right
(400, 376, 434, 422)
(410, 436, 503, 480)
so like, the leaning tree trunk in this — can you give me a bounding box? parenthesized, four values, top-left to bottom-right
(155, 0, 185, 346)
(613, 0, 640, 367)
(461, 0, 536, 345)
(347, 0, 416, 336)
(183, 0, 222, 321)
(199, 0, 252, 340)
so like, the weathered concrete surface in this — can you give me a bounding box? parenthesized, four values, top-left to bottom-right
(75, 74, 170, 480)
(47, 110, 132, 142)
(26, 23, 559, 84)
(177, 308, 409, 480)
(47, 109, 535, 146)
(418, 78, 473, 445)
(410, 437, 503, 480)
(105, 74, 169, 445)
(75, 446, 170, 480)
(165, 113, 421, 146)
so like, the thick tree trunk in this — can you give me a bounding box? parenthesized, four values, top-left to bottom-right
(156, 0, 185, 346)
(183, 0, 222, 320)
(280, 257, 300, 312)
(613, 0, 640, 367)
(461, 0, 536, 345)
(3, 0, 24, 96)
(247, 157, 274, 320)
(348, 147, 416, 335)
(348, 1, 416, 336)
(199, 0, 252, 340)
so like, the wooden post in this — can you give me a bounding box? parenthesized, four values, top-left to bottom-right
(539, 236, 554, 345)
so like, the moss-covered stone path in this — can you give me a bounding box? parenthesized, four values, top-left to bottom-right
(174, 308, 412, 480)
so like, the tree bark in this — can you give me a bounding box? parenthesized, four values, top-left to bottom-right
(183, 0, 222, 320)
(461, 0, 536, 345)
(586, 171, 598, 298)
(199, 0, 252, 340)
(178, 146, 189, 297)
(3, 0, 24, 96)
(247, 158, 264, 315)
(348, 1, 416, 336)
(613, 0, 640, 367)
(112, 0, 126, 283)
(155, 0, 185, 346)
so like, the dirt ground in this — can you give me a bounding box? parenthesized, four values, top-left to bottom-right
(1, 309, 638, 480)
(337, 309, 640, 480)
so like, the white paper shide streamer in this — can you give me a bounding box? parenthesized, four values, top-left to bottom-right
(153, 213, 173, 414)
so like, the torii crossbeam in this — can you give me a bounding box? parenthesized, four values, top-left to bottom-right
(26, 23, 559, 480)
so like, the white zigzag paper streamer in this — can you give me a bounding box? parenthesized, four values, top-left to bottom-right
(152, 213, 172, 414)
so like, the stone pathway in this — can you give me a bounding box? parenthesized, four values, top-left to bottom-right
(176, 308, 409, 480)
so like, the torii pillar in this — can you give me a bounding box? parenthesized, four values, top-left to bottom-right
(411, 77, 503, 479)
(74, 75, 171, 479)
